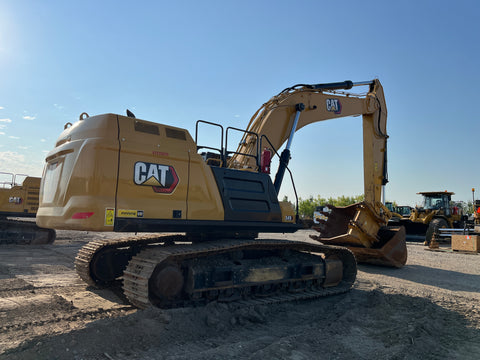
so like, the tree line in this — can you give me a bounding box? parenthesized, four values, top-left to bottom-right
(283, 194, 365, 219)
(286, 196, 478, 219)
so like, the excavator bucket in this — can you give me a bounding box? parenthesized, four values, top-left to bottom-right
(310, 202, 407, 268)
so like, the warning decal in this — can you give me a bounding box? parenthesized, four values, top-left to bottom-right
(105, 208, 115, 226)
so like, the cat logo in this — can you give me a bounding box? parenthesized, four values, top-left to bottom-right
(326, 99, 342, 114)
(134, 161, 179, 194)
(9, 196, 23, 204)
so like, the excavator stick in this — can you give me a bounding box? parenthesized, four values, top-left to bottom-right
(310, 202, 407, 268)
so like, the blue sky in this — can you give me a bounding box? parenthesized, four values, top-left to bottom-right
(0, 0, 479, 207)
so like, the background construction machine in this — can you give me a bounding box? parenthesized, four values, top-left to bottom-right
(390, 191, 466, 245)
(472, 188, 480, 229)
(36, 79, 406, 309)
(0, 172, 55, 244)
(385, 202, 411, 218)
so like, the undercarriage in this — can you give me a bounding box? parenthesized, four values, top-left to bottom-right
(0, 218, 56, 245)
(75, 235, 357, 309)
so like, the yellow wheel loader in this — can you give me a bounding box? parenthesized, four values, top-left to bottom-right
(37, 79, 406, 309)
(391, 191, 466, 245)
(0, 172, 55, 244)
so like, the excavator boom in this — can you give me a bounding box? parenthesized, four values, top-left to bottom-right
(228, 80, 386, 205)
(227, 80, 406, 267)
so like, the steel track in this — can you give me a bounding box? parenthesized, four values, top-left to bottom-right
(0, 218, 56, 245)
(75, 234, 182, 287)
(75, 235, 357, 309)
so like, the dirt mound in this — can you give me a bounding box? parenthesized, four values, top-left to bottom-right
(3, 288, 480, 360)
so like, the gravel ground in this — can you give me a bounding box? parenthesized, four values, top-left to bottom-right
(0, 229, 479, 360)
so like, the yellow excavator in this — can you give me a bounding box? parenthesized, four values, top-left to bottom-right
(37, 79, 406, 309)
(0, 172, 55, 244)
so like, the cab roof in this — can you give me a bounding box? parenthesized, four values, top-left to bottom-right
(417, 191, 455, 196)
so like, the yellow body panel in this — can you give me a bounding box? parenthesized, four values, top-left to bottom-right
(37, 114, 229, 231)
(115, 116, 224, 222)
(0, 176, 41, 216)
(37, 114, 225, 231)
(38, 115, 120, 230)
(279, 201, 295, 223)
(186, 155, 224, 220)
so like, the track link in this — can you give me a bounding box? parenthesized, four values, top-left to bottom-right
(74, 234, 185, 287)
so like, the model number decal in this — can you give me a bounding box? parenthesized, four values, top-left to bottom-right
(326, 99, 342, 114)
(118, 209, 144, 218)
(134, 161, 179, 193)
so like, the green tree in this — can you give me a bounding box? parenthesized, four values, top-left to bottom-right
(281, 195, 295, 211)
(298, 196, 318, 219)
(326, 195, 364, 207)
(297, 194, 364, 218)
(463, 201, 473, 214)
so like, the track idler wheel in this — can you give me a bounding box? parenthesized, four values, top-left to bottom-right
(150, 262, 184, 306)
(324, 258, 343, 287)
(30, 228, 56, 245)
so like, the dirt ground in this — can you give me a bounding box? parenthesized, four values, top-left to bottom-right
(0, 229, 479, 360)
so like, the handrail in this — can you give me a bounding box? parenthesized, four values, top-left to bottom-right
(195, 120, 225, 164)
(0, 172, 28, 188)
(225, 126, 259, 169)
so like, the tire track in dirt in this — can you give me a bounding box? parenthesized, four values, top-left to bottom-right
(0, 280, 136, 352)
(0, 235, 137, 353)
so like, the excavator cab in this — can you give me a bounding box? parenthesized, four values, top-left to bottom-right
(422, 192, 451, 212)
